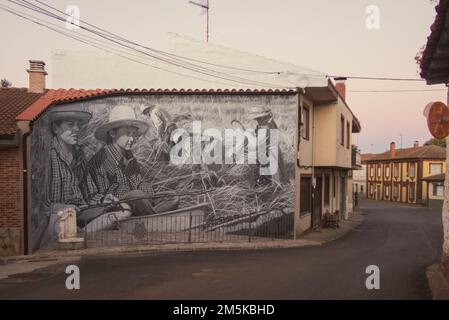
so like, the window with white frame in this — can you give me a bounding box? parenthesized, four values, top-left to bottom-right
(409, 163, 416, 178)
(370, 166, 374, 177)
(394, 163, 399, 178)
(409, 184, 415, 200)
(385, 165, 390, 178)
(377, 165, 381, 178)
(433, 183, 444, 197)
(430, 163, 443, 175)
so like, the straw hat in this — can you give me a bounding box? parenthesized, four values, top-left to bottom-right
(95, 105, 149, 142)
(247, 105, 272, 120)
(49, 107, 92, 125)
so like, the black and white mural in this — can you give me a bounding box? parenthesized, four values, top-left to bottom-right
(30, 94, 296, 251)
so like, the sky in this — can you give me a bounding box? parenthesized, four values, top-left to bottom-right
(0, 0, 447, 153)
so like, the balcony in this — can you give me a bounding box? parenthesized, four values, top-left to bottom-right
(352, 145, 361, 169)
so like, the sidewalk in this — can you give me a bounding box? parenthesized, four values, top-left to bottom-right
(299, 210, 364, 244)
(0, 210, 364, 280)
(427, 262, 449, 300)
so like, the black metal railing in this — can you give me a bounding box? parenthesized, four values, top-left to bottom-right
(83, 210, 294, 248)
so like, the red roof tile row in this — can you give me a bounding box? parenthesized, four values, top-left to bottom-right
(0, 88, 45, 135)
(362, 145, 446, 162)
(1, 87, 297, 134)
(16, 88, 297, 122)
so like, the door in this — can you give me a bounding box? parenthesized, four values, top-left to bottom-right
(340, 175, 346, 219)
(312, 177, 322, 228)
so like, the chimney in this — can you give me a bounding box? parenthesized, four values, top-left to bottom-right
(334, 77, 347, 101)
(390, 142, 396, 158)
(27, 60, 47, 93)
(414, 141, 419, 148)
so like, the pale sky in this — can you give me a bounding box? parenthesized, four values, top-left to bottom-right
(0, 0, 447, 153)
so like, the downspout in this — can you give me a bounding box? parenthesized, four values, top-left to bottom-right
(22, 130, 30, 255)
(17, 121, 32, 255)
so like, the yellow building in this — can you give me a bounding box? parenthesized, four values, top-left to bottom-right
(363, 142, 446, 205)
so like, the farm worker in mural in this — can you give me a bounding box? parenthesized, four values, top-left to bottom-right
(40, 108, 107, 247)
(247, 105, 287, 186)
(88, 105, 179, 218)
(141, 104, 178, 161)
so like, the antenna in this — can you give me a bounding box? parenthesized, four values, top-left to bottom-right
(399, 133, 403, 149)
(189, 0, 210, 42)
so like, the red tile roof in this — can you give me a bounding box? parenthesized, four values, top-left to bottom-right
(16, 88, 297, 122)
(0, 88, 45, 136)
(420, 0, 449, 80)
(361, 153, 374, 162)
(363, 145, 446, 162)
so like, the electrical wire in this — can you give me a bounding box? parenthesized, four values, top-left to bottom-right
(2, 1, 433, 86)
(0, 4, 265, 88)
(7, 0, 290, 88)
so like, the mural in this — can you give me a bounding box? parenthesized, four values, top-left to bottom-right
(30, 94, 296, 251)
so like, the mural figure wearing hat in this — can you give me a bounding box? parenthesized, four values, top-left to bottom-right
(88, 105, 179, 220)
(141, 104, 178, 161)
(248, 105, 287, 186)
(39, 108, 105, 247)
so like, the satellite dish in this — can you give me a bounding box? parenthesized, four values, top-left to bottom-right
(426, 101, 449, 139)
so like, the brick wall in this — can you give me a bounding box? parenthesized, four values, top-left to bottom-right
(0, 148, 22, 256)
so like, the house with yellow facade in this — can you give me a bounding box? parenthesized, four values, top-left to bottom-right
(362, 142, 446, 205)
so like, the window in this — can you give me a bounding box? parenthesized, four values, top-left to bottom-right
(324, 175, 330, 206)
(300, 177, 312, 215)
(394, 163, 399, 178)
(385, 185, 390, 197)
(302, 105, 310, 140)
(377, 165, 381, 178)
(341, 115, 345, 146)
(370, 166, 374, 177)
(433, 183, 444, 197)
(409, 184, 415, 201)
(346, 121, 350, 149)
(369, 183, 374, 196)
(394, 185, 399, 198)
(361, 185, 364, 193)
(430, 163, 443, 175)
(385, 165, 390, 178)
(409, 163, 416, 178)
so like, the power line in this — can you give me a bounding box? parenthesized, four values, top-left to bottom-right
(329, 75, 425, 81)
(348, 89, 446, 93)
(2, 1, 433, 86)
(0, 4, 263, 88)
(6, 0, 290, 88)
(15, 0, 291, 86)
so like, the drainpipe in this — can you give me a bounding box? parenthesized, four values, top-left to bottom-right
(22, 130, 30, 254)
(17, 121, 32, 255)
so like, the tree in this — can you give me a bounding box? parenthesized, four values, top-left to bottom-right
(1, 78, 12, 88)
(424, 138, 446, 148)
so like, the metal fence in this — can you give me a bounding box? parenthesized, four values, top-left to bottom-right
(83, 209, 294, 248)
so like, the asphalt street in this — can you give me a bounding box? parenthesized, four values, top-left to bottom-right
(0, 199, 443, 299)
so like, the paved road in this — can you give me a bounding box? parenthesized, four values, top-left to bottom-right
(0, 199, 443, 299)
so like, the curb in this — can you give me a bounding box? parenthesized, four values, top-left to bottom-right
(0, 239, 321, 265)
(1, 209, 364, 265)
(426, 264, 449, 300)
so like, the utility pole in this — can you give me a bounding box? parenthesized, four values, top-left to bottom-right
(189, 0, 210, 42)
